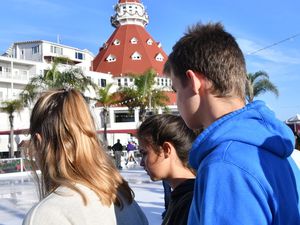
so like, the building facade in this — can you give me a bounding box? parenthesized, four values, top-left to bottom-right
(0, 0, 176, 156)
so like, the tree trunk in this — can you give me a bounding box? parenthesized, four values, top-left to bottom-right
(101, 108, 108, 147)
(139, 108, 147, 122)
(9, 114, 14, 158)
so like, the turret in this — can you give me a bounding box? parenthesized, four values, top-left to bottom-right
(111, 0, 149, 28)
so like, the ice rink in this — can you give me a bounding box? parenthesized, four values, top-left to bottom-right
(0, 164, 164, 225)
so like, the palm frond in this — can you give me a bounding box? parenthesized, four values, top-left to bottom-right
(253, 79, 279, 97)
(246, 70, 279, 102)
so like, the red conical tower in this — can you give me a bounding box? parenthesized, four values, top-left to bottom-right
(92, 0, 167, 77)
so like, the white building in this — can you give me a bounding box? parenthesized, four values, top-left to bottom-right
(0, 0, 178, 157)
(0, 39, 176, 157)
(0, 41, 114, 157)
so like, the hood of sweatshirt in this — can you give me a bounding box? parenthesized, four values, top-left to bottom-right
(189, 100, 295, 170)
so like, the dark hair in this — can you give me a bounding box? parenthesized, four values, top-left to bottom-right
(137, 114, 197, 167)
(164, 22, 247, 100)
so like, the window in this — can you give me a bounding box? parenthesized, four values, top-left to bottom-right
(147, 39, 153, 45)
(124, 78, 128, 86)
(131, 52, 141, 60)
(75, 52, 85, 60)
(115, 111, 135, 123)
(106, 54, 116, 62)
(50, 45, 63, 55)
(130, 37, 138, 44)
(100, 79, 106, 87)
(32, 45, 39, 54)
(22, 70, 28, 79)
(156, 77, 159, 85)
(0, 66, 2, 72)
(113, 39, 121, 45)
(102, 43, 108, 49)
(117, 79, 121, 86)
(155, 53, 164, 62)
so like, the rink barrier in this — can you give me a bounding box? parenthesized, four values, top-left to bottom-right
(0, 157, 33, 174)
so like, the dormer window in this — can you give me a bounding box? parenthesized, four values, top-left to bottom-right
(157, 42, 162, 48)
(155, 53, 164, 62)
(113, 39, 120, 45)
(131, 51, 141, 60)
(147, 39, 153, 45)
(102, 43, 108, 49)
(131, 37, 138, 44)
(106, 54, 116, 62)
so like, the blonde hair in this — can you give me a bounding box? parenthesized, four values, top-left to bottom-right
(29, 89, 133, 206)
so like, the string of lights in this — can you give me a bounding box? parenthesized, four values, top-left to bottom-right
(246, 32, 300, 55)
(111, 93, 145, 107)
(100, 89, 166, 108)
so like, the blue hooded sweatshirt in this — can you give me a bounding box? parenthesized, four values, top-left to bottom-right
(188, 100, 300, 225)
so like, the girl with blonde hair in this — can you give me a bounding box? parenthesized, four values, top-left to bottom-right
(23, 88, 148, 225)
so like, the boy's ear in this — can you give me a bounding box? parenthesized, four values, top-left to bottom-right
(161, 141, 173, 158)
(186, 70, 203, 94)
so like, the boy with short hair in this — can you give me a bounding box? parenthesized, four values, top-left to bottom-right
(164, 22, 300, 225)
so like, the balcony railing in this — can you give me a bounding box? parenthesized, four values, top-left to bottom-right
(0, 72, 30, 83)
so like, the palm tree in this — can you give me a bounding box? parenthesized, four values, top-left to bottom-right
(246, 71, 279, 102)
(96, 83, 117, 145)
(119, 69, 169, 121)
(19, 83, 37, 108)
(20, 57, 97, 106)
(0, 99, 23, 158)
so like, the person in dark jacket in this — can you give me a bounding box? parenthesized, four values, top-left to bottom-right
(161, 180, 171, 219)
(112, 139, 123, 169)
(137, 114, 198, 225)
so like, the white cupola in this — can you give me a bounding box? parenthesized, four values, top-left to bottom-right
(111, 0, 149, 28)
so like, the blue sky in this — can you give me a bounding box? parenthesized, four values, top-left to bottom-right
(1, 0, 299, 121)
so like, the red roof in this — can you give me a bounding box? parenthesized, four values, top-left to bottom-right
(92, 24, 167, 77)
(164, 91, 177, 105)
